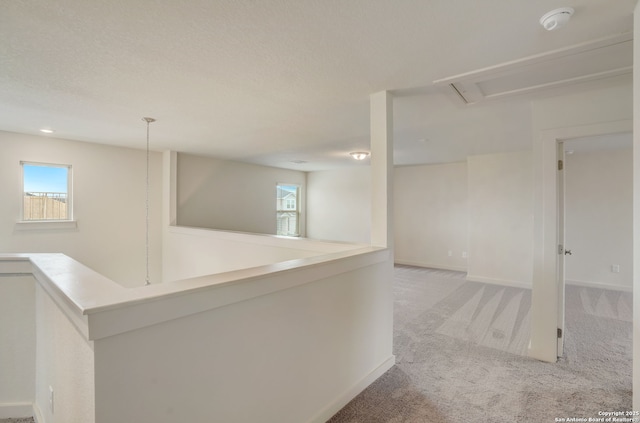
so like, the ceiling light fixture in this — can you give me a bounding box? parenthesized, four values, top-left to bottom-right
(142, 117, 156, 286)
(540, 7, 574, 31)
(39, 128, 54, 134)
(350, 152, 370, 160)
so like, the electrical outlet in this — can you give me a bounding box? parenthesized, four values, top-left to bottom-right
(448, 250, 453, 257)
(462, 251, 468, 259)
(49, 385, 54, 413)
(612, 264, 620, 273)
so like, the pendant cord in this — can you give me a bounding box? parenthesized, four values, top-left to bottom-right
(142, 117, 156, 286)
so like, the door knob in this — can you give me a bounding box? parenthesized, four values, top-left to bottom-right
(564, 249, 572, 255)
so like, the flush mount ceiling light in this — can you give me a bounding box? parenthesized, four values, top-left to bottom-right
(350, 152, 370, 160)
(540, 7, 574, 31)
(39, 128, 54, 134)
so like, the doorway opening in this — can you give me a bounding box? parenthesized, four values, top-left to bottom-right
(530, 119, 632, 364)
(557, 133, 633, 359)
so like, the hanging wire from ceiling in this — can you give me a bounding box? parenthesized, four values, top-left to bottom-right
(142, 117, 156, 286)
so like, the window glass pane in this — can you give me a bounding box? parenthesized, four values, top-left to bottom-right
(23, 163, 70, 221)
(276, 184, 299, 236)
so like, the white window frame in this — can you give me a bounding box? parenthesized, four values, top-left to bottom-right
(17, 161, 76, 229)
(276, 183, 301, 237)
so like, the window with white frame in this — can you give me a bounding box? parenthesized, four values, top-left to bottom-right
(276, 184, 299, 236)
(21, 162, 72, 221)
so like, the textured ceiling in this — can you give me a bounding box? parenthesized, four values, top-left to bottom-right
(0, 0, 635, 170)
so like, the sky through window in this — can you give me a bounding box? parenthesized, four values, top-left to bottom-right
(23, 164, 68, 193)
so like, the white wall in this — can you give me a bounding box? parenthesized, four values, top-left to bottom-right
(565, 147, 633, 291)
(0, 275, 35, 418)
(0, 131, 163, 288)
(532, 79, 632, 133)
(306, 167, 371, 244)
(394, 162, 468, 271)
(393, 153, 532, 285)
(176, 153, 306, 235)
(94, 257, 394, 423)
(467, 151, 533, 288)
(35, 283, 94, 423)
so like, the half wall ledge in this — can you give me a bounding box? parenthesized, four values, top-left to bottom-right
(0, 246, 390, 341)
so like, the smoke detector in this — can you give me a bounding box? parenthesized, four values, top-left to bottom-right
(540, 7, 574, 31)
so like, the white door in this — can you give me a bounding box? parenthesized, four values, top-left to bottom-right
(557, 143, 566, 358)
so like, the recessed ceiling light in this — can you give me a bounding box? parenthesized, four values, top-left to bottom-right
(39, 128, 54, 134)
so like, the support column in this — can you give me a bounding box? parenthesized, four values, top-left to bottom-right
(162, 150, 177, 227)
(162, 150, 177, 283)
(370, 91, 393, 249)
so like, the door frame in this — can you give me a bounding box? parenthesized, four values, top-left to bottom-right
(529, 119, 632, 363)
(557, 142, 566, 358)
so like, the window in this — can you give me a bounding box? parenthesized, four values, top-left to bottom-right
(22, 162, 72, 221)
(276, 184, 299, 236)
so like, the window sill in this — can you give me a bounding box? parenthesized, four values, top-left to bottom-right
(15, 220, 78, 231)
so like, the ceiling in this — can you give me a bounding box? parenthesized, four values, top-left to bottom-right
(0, 0, 635, 171)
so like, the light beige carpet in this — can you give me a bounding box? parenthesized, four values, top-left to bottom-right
(328, 265, 632, 423)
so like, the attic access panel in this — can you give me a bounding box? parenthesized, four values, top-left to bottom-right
(434, 33, 632, 105)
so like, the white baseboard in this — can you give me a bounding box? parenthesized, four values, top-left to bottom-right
(394, 259, 467, 273)
(0, 403, 33, 419)
(466, 274, 531, 290)
(566, 279, 632, 292)
(32, 402, 44, 423)
(308, 355, 396, 423)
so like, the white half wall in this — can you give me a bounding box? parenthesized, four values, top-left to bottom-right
(565, 147, 633, 291)
(394, 162, 468, 271)
(95, 256, 394, 423)
(0, 275, 35, 418)
(0, 131, 163, 288)
(306, 166, 371, 244)
(163, 225, 364, 282)
(2, 245, 394, 423)
(176, 153, 306, 235)
(35, 282, 95, 423)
